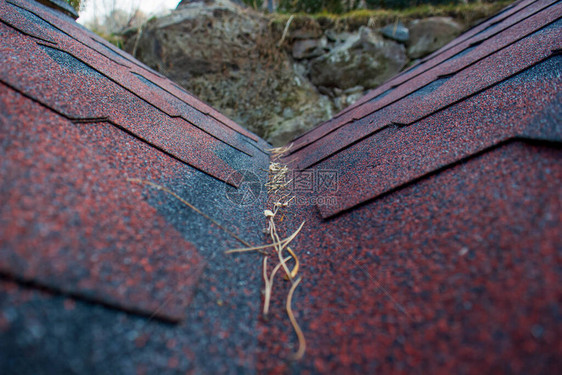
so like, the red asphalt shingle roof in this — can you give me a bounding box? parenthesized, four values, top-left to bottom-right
(0, 0, 560, 373)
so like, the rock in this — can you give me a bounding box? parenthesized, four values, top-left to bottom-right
(325, 30, 353, 43)
(381, 21, 409, 43)
(331, 85, 364, 112)
(343, 85, 364, 95)
(292, 37, 328, 59)
(125, 0, 332, 145)
(123, 1, 470, 144)
(309, 26, 407, 90)
(282, 107, 294, 118)
(333, 90, 364, 112)
(267, 94, 333, 146)
(407, 17, 463, 58)
(290, 27, 323, 40)
(317, 86, 333, 97)
(292, 62, 307, 77)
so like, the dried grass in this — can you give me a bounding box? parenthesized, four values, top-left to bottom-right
(225, 144, 306, 360)
(287, 276, 305, 361)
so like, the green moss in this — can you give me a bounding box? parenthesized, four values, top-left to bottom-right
(270, 0, 515, 32)
(91, 30, 124, 48)
(65, 0, 81, 12)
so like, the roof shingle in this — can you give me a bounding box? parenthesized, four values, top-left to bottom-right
(0, 0, 560, 373)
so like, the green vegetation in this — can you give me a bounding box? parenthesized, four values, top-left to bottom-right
(244, 0, 509, 15)
(269, 0, 514, 32)
(65, 0, 81, 13)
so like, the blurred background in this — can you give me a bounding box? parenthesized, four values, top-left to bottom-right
(71, 0, 513, 145)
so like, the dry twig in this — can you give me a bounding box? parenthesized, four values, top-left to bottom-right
(225, 144, 307, 360)
(287, 276, 306, 360)
(277, 15, 295, 48)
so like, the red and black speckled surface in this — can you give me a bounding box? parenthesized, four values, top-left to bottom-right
(260, 140, 562, 374)
(311, 53, 562, 217)
(0, 82, 207, 322)
(1, 0, 271, 372)
(2, 0, 261, 143)
(1, 0, 561, 373)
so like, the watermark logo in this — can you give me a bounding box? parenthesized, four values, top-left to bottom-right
(225, 168, 338, 207)
(225, 169, 262, 206)
(293, 169, 338, 194)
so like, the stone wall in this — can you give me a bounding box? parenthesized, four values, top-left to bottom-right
(282, 17, 463, 108)
(123, 0, 488, 145)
